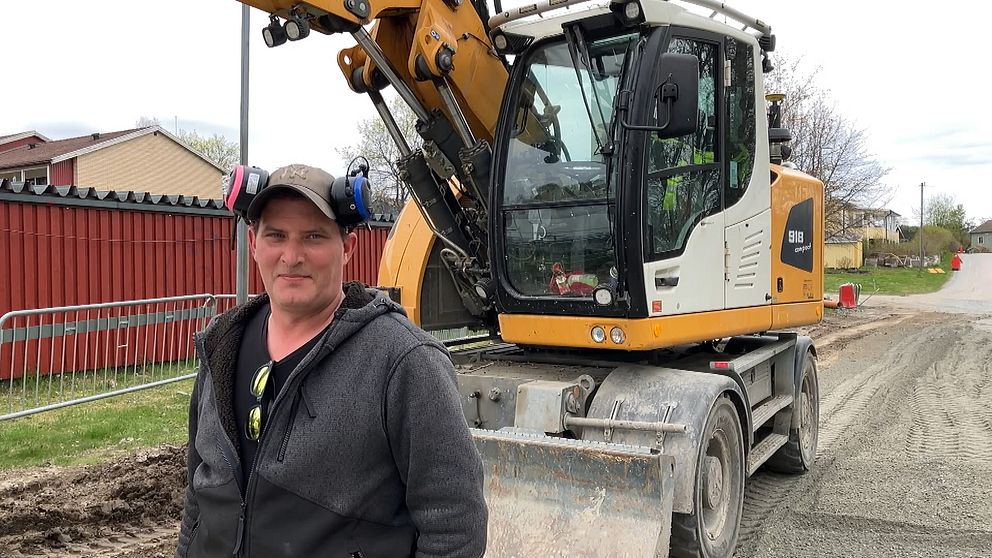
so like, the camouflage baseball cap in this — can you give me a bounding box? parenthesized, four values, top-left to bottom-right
(246, 164, 336, 222)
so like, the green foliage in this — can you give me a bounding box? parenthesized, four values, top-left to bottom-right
(925, 193, 969, 246)
(178, 130, 240, 171)
(911, 226, 961, 254)
(868, 226, 961, 257)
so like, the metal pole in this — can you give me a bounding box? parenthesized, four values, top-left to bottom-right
(434, 78, 476, 147)
(237, 5, 251, 304)
(919, 182, 924, 273)
(351, 28, 431, 123)
(368, 90, 412, 157)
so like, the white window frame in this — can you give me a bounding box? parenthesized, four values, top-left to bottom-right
(21, 166, 49, 186)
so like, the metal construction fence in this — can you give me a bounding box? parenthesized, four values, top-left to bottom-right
(1, 294, 215, 421)
(1, 294, 487, 421)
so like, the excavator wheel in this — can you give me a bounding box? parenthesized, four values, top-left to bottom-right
(766, 350, 819, 473)
(670, 395, 744, 558)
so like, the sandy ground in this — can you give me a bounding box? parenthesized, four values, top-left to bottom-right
(1, 257, 990, 557)
(737, 254, 992, 558)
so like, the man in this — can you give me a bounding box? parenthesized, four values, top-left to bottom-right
(176, 164, 488, 557)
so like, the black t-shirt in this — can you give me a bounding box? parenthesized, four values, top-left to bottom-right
(233, 303, 327, 483)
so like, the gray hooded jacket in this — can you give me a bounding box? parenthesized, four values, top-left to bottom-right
(176, 283, 487, 557)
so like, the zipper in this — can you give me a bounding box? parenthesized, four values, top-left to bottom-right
(232, 504, 246, 556)
(277, 388, 303, 462)
(237, 318, 342, 557)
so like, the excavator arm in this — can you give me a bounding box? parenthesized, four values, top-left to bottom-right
(239, 0, 509, 329)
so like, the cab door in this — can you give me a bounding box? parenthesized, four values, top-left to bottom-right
(640, 34, 724, 316)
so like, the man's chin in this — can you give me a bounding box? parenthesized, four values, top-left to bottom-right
(269, 292, 333, 314)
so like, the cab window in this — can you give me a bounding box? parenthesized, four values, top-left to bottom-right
(644, 37, 721, 260)
(725, 39, 755, 206)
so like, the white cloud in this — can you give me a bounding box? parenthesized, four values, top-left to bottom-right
(4, 0, 989, 222)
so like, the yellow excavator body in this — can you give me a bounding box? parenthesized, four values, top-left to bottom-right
(234, 0, 826, 556)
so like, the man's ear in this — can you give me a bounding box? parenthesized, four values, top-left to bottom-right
(248, 224, 258, 261)
(341, 230, 358, 266)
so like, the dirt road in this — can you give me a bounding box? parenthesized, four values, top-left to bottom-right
(738, 254, 992, 557)
(2, 260, 990, 557)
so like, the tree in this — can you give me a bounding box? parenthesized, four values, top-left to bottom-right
(335, 95, 422, 216)
(136, 116, 161, 128)
(764, 55, 891, 240)
(924, 193, 967, 230)
(178, 130, 240, 172)
(921, 193, 968, 245)
(135, 117, 240, 171)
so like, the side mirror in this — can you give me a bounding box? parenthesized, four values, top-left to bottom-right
(654, 53, 698, 139)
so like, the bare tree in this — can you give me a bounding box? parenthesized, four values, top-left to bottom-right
(765, 56, 891, 240)
(335, 95, 422, 216)
(136, 116, 161, 128)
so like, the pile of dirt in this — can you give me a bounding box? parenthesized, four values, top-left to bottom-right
(0, 445, 186, 556)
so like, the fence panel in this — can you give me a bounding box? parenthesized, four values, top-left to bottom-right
(1, 292, 492, 422)
(1, 294, 215, 421)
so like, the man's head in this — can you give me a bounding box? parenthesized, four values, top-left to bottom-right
(247, 164, 358, 318)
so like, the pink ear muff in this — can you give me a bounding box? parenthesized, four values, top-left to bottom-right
(225, 165, 247, 212)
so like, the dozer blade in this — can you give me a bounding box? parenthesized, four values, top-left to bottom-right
(472, 429, 675, 558)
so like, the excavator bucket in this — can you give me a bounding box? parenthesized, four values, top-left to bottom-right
(472, 429, 675, 557)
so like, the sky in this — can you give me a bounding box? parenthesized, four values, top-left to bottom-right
(2, 0, 990, 224)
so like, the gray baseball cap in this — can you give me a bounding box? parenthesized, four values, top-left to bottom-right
(246, 164, 336, 222)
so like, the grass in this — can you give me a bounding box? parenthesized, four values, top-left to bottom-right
(0, 368, 193, 470)
(2, 362, 194, 413)
(824, 256, 953, 296)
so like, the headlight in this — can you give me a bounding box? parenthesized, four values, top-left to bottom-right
(610, 327, 625, 344)
(591, 326, 606, 343)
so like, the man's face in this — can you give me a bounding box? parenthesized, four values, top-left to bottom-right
(249, 195, 357, 316)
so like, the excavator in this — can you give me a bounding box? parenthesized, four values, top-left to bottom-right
(235, 0, 824, 555)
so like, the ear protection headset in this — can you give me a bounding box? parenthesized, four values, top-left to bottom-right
(221, 165, 269, 220)
(331, 157, 373, 227)
(222, 159, 373, 227)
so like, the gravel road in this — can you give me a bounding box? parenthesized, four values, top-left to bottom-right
(2, 258, 990, 557)
(737, 254, 992, 557)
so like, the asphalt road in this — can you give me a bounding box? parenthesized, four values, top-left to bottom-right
(736, 254, 992, 558)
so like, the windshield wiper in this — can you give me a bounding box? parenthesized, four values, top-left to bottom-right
(563, 24, 612, 156)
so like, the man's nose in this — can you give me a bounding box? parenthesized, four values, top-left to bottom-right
(280, 239, 305, 265)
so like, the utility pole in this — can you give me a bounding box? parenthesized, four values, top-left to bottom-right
(236, 5, 250, 304)
(919, 182, 924, 274)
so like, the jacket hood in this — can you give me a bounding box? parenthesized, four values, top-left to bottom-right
(201, 281, 404, 352)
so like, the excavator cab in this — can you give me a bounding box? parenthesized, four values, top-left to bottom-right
(488, 3, 819, 354)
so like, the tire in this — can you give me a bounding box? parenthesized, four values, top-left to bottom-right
(670, 395, 745, 558)
(766, 350, 819, 473)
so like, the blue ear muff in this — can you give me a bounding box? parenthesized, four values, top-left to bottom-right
(352, 176, 371, 221)
(330, 175, 374, 227)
